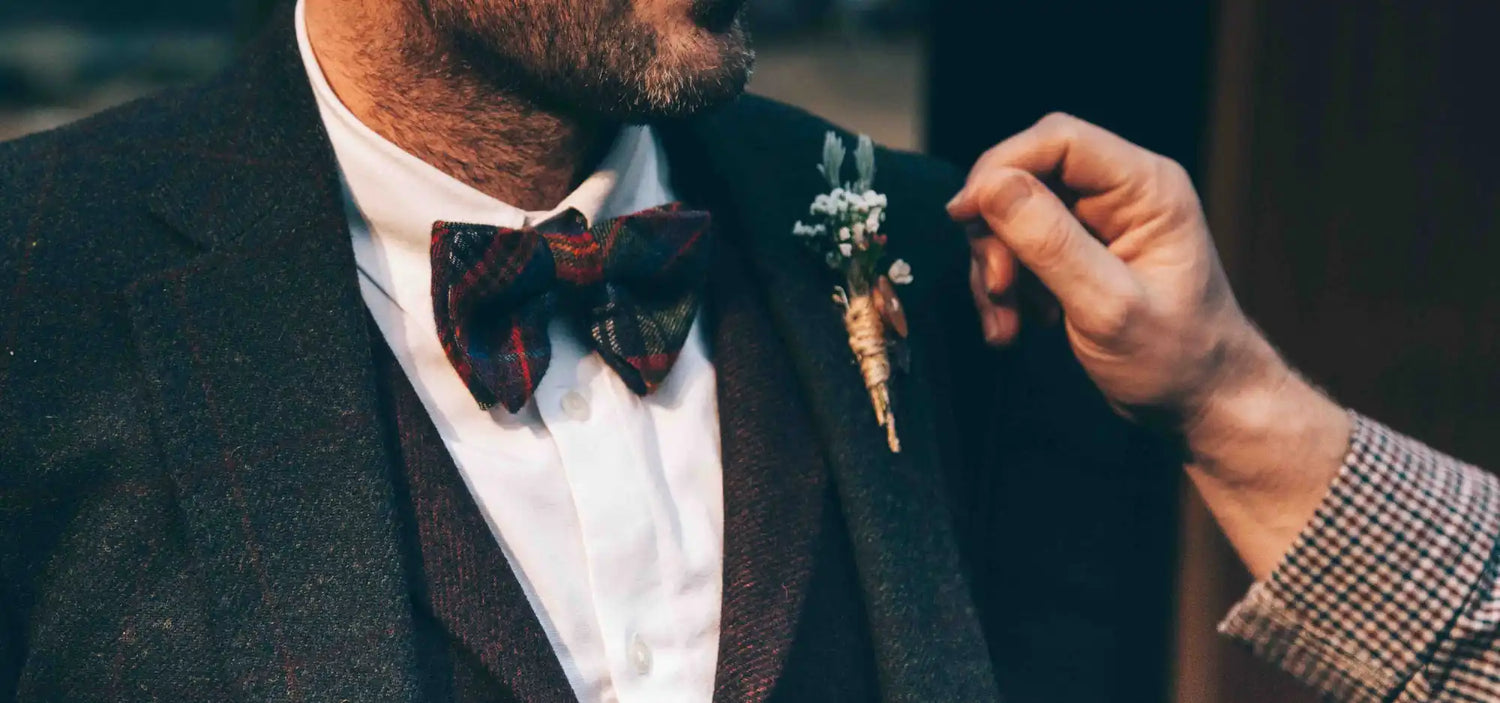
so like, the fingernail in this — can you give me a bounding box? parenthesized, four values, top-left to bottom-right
(985, 258, 1008, 292)
(991, 176, 1032, 222)
(990, 309, 1015, 343)
(946, 189, 967, 212)
(979, 309, 997, 342)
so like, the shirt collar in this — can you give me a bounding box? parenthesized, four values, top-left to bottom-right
(293, 0, 673, 261)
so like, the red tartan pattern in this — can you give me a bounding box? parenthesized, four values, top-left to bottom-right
(431, 204, 712, 413)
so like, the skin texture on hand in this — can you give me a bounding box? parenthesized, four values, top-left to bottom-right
(948, 114, 1352, 579)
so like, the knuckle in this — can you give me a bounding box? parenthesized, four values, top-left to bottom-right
(1026, 211, 1076, 268)
(1150, 156, 1206, 224)
(1036, 112, 1084, 143)
(1087, 290, 1145, 344)
(977, 165, 1027, 190)
(1155, 155, 1193, 189)
(1036, 111, 1077, 131)
(973, 168, 1036, 212)
(974, 143, 1005, 171)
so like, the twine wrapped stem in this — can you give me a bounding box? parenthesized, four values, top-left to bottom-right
(843, 290, 900, 452)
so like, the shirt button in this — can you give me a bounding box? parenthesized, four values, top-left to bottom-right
(559, 390, 591, 421)
(627, 632, 653, 676)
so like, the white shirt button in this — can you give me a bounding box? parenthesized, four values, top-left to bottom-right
(559, 390, 591, 421)
(628, 631, 653, 675)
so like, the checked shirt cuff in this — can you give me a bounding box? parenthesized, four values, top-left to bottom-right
(1219, 412, 1500, 702)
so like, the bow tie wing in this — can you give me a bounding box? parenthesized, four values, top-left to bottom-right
(429, 206, 710, 410)
(431, 221, 557, 412)
(584, 206, 713, 394)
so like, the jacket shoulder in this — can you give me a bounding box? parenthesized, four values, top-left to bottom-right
(0, 91, 212, 464)
(695, 94, 970, 291)
(0, 86, 202, 215)
(705, 93, 966, 203)
(0, 87, 210, 283)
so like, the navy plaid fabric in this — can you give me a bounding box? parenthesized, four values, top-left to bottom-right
(1221, 412, 1500, 701)
(430, 203, 712, 413)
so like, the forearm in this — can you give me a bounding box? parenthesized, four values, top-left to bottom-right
(1218, 414, 1500, 701)
(1180, 332, 1353, 580)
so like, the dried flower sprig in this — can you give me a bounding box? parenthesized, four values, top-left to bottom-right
(793, 131, 912, 453)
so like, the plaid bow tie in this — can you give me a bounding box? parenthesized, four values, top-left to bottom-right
(430, 203, 712, 413)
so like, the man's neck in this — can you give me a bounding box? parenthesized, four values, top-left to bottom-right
(304, 0, 614, 210)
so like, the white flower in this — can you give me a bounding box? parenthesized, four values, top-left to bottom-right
(800, 134, 891, 278)
(849, 191, 868, 211)
(888, 259, 914, 285)
(820, 196, 839, 216)
(792, 221, 825, 238)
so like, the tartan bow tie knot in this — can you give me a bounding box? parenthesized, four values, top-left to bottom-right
(431, 203, 712, 413)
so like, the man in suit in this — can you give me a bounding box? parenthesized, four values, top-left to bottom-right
(0, 0, 1184, 701)
(18, 0, 1499, 698)
(0, 0, 1242, 695)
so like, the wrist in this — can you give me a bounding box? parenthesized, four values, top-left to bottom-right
(1177, 324, 1352, 578)
(1182, 328, 1347, 484)
(1180, 325, 1294, 471)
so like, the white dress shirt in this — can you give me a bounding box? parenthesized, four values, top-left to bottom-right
(295, 5, 725, 702)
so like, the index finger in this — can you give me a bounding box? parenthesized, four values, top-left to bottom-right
(965, 112, 1162, 198)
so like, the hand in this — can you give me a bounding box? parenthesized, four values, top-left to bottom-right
(948, 114, 1351, 578)
(948, 112, 1264, 430)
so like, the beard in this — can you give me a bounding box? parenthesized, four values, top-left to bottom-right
(416, 0, 755, 122)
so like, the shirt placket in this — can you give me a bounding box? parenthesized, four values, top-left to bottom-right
(535, 320, 668, 703)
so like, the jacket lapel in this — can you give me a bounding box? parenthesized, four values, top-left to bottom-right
(125, 8, 417, 701)
(375, 340, 576, 702)
(707, 237, 829, 703)
(661, 109, 1000, 702)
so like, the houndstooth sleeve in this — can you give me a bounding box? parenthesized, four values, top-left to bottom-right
(1219, 412, 1500, 702)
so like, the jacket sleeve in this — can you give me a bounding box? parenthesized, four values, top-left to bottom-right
(1220, 412, 1500, 702)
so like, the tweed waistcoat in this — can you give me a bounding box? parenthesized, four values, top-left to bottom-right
(370, 241, 880, 703)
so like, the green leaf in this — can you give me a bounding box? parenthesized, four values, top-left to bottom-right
(820, 131, 846, 190)
(854, 135, 876, 191)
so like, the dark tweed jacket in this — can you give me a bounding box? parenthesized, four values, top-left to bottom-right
(0, 8, 1180, 702)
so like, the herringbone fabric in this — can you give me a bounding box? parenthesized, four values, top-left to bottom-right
(431, 204, 712, 412)
(376, 336, 572, 703)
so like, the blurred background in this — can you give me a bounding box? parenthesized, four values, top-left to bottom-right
(6, 1, 1500, 701)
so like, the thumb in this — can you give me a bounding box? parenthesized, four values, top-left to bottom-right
(948, 168, 1138, 330)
